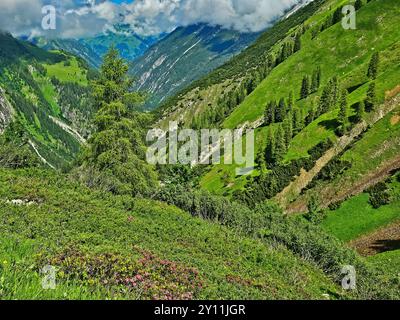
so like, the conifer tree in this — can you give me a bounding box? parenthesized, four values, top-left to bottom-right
(300, 75, 311, 99)
(293, 108, 304, 134)
(275, 98, 286, 122)
(365, 82, 377, 112)
(306, 105, 317, 125)
(332, 7, 342, 24)
(84, 47, 157, 196)
(318, 85, 331, 115)
(318, 77, 340, 115)
(338, 88, 349, 133)
(311, 67, 321, 92)
(283, 113, 293, 146)
(264, 101, 276, 125)
(355, 0, 363, 10)
(267, 53, 275, 68)
(287, 92, 294, 114)
(331, 76, 339, 106)
(274, 125, 287, 163)
(256, 148, 267, 172)
(355, 100, 365, 122)
(294, 33, 301, 52)
(265, 127, 276, 165)
(367, 52, 379, 80)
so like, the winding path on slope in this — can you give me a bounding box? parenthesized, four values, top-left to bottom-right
(349, 220, 400, 256)
(275, 94, 400, 213)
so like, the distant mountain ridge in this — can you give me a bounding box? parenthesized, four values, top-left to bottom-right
(30, 24, 164, 69)
(130, 23, 261, 110)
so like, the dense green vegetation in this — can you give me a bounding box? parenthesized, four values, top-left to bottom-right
(157, 0, 326, 117)
(77, 48, 158, 196)
(44, 56, 88, 86)
(0, 169, 345, 300)
(322, 173, 400, 242)
(1, 0, 400, 301)
(0, 32, 92, 168)
(368, 250, 400, 279)
(199, 0, 400, 200)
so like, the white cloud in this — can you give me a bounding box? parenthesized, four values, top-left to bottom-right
(0, 0, 306, 38)
(123, 0, 304, 35)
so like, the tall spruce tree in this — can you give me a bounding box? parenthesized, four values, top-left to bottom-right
(283, 113, 293, 146)
(257, 147, 267, 172)
(274, 124, 287, 163)
(84, 47, 157, 196)
(294, 33, 302, 52)
(332, 6, 343, 24)
(300, 75, 311, 99)
(365, 81, 377, 112)
(355, 100, 366, 122)
(311, 67, 321, 92)
(338, 88, 349, 133)
(287, 92, 294, 114)
(367, 52, 380, 80)
(264, 101, 276, 125)
(293, 108, 304, 134)
(265, 127, 276, 166)
(275, 98, 286, 122)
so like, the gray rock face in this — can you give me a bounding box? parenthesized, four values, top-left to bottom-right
(131, 24, 260, 110)
(0, 87, 13, 133)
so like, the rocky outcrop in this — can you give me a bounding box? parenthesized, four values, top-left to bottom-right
(0, 87, 13, 133)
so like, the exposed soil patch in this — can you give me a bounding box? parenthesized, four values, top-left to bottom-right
(349, 220, 400, 256)
(286, 155, 400, 214)
(386, 85, 400, 100)
(283, 95, 400, 214)
(390, 114, 400, 126)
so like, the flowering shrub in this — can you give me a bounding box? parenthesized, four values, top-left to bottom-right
(43, 246, 203, 300)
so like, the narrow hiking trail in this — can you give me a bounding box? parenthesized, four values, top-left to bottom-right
(275, 94, 400, 213)
(275, 122, 366, 208)
(28, 140, 56, 169)
(349, 220, 400, 256)
(286, 155, 400, 214)
(49, 116, 86, 145)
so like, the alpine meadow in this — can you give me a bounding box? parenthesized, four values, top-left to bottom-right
(0, 0, 399, 304)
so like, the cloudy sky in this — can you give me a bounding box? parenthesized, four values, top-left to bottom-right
(0, 0, 304, 38)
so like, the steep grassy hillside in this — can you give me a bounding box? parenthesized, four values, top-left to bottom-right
(0, 168, 342, 300)
(321, 172, 400, 242)
(368, 250, 400, 279)
(0, 32, 93, 168)
(155, 0, 325, 123)
(199, 0, 400, 201)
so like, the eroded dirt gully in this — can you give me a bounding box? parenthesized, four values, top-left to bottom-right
(278, 94, 400, 214)
(287, 155, 400, 214)
(349, 220, 400, 256)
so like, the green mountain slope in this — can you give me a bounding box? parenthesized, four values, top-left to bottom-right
(33, 25, 163, 69)
(151, 0, 400, 265)
(196, 0, 400, 200)
(0, 168, 341, 300)
(154, 0, 325, 129)
(224, 0, 400, 129)
(0, 32, 93, 168)
(131, 24, 260, 109)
